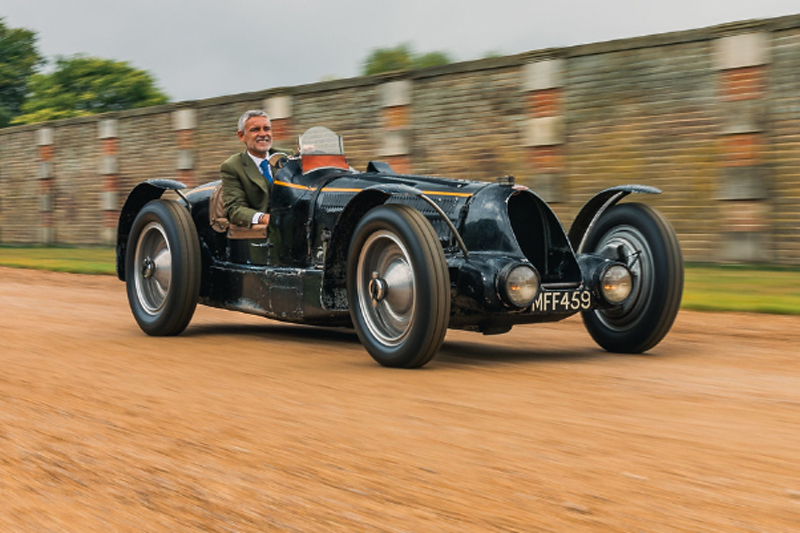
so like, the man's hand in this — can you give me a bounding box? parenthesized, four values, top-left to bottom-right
(258, 214, 270, 225)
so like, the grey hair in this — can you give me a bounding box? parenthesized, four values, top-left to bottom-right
(237, 109, 270, 132)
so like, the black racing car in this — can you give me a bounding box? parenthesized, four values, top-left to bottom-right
(116, 126, 683, 368)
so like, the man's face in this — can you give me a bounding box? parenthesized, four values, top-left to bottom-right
(238, 116, 272, 158)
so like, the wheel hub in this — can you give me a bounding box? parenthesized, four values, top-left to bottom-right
(141, 257, 155, 279)
(369, 271, 387, 306)
(357, 231, 416, 346)
(134, 222, 172, 316)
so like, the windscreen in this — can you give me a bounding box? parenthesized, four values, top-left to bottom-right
(299, 126, 344, 156)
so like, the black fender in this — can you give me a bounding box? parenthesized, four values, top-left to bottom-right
(320, 187, 393, 310)
(321, 182, 470, 309)
(568, 185, 660, 254)
(116, 179, 188, 281)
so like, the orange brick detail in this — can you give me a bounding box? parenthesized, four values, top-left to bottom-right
(383, 106, 409, 129)
(176, 130, 193, 150)
(386, 156, 412, 174)
(271, 118, 291, 142)
(177, 169, 194, 187)
(528, 89, 561, 117)
(102, 138, 119, 156)
(720, 66, 765, 101)
(104, 211, 118, 227)
(722, 134, 761, 166)
(102, 176, 118, 192)
(530, 146, 563, 172)
(723, 201, 768, 232)
(38, 145, 54, 162)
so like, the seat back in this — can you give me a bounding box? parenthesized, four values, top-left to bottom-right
(209, 184, 229, 233)
(209, 183, 268, 239)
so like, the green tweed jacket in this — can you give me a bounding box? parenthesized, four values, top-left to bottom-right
(220, 149, 281, 228)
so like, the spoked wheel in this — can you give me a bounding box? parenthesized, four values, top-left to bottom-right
(125, 199, 201, 336)
(581, 203, 683, 353)
(347, 204, 450, 368)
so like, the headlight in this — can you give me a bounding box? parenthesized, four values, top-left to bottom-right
(600, 264, 632, 304)
(501, 264, 540, 308)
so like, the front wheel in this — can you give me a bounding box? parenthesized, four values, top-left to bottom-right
(125, 199, 201, 336)
(347, 204, 450, 368)
(581, 203, 683, 353)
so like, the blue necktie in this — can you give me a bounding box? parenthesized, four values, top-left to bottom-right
(259, 159, 272, 184)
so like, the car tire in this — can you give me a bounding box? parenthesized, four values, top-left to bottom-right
(347, 204, 450, 368)
(125, 199, 201, 336)
(581, 203, 683, 353)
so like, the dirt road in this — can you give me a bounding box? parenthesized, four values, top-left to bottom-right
(1, 266, 799, 532)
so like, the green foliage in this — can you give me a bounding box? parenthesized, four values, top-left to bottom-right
(12, 55, 169, 125)
(362, 43, 451, 76)
(363, 44, 414, 76)
(413, 51, 452, 70)
(0, 17, 43, 127)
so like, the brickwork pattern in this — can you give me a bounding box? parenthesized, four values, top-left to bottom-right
(566, 41, 721, 261)
(2, 15, 800, 265)
(770, 27, 800, 264)
(1, 130, 42, 244)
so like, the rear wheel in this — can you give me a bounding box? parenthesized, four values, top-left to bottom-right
(125, 199, 201, 336)
(581, 203, 683, 353)
(347, 204, 450, 368)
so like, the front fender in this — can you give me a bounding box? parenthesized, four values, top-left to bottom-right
(116, 179, 187, 281)
(320, 188, 390, 310)
(568, 185, 660, 254)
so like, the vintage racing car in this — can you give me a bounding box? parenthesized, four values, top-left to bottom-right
(116, 126, 683, 368)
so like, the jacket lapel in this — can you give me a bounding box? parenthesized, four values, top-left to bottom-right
(241, 151, 268, 192)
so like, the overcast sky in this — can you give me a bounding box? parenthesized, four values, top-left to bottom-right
(2, 1, 798, 102)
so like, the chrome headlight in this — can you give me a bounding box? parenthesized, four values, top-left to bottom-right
(500, 264, 540, 308)
(600, 264, 632, 304)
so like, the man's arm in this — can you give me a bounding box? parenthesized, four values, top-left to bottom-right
(221, 157, 258, 228)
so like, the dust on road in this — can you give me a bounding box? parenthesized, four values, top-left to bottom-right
(1, 266, 799, 532)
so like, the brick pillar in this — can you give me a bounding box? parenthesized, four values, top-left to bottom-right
(265, 95, 293, 146)
(714, 32, 770, 262)
(173, 108, 196, 187)
(521, 59, 565, 202)
(98, 119, 120, 245)
(378, 80, 412, 174)
(37, 127, 55, 244)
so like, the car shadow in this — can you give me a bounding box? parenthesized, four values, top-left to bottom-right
(183, 323, 607, 367)
(181, 322, 361, 347)
(435, 339, 603, 366)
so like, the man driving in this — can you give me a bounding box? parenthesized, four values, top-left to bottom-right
(221, 109, 283, 227)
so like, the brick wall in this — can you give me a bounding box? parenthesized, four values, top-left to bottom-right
(2, 14, 800, 264)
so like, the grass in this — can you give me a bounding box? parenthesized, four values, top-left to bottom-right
(2, 246, 800, 315)
(0, 246, 116, 275)
(682, 263, 800, 315)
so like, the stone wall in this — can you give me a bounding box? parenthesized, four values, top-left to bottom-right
(2, 14, 800, 264)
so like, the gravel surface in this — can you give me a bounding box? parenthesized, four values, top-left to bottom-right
(1, 266, 799, 532)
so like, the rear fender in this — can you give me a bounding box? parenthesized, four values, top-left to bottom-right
(116, 179, 187, 281)
(568, 185, 660, 254)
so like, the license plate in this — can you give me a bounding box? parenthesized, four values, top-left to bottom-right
(531, 290, 592, 313)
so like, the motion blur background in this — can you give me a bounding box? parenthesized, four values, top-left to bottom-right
(1, 4, 799, 265)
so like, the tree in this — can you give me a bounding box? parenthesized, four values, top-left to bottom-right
(362, 44, 415, 76)
(362, 44, 451, 76)
(412, 51, 452, 70)
(12, 55, 169, 125)
(0, 17, 43, 127)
